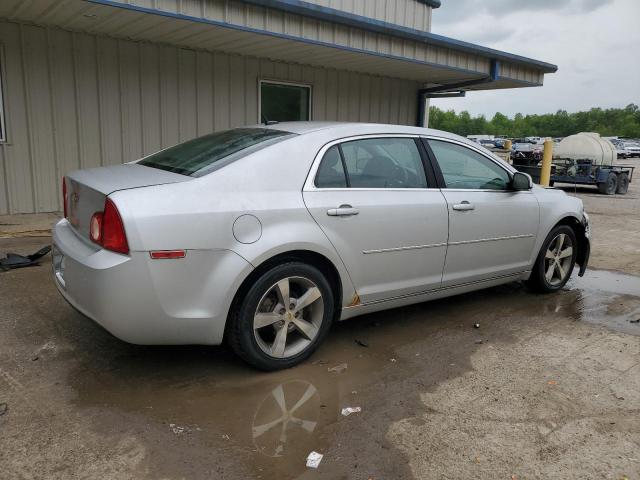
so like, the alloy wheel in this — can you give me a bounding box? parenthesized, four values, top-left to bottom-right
(253, 276, 324, 359)
(544, 233, 573, 286)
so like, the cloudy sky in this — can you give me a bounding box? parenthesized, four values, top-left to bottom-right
(430, 0, 640, 118)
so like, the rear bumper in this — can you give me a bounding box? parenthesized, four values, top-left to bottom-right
(52, 219, 252, 345)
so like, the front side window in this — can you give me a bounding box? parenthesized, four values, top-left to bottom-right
(428, 140, 511, 190)
(138, 128, 293, 177)
(339, 138, 427, 189)
(260, 81, 311, 122)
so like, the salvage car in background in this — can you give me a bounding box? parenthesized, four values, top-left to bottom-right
(53, 123, 590, 370)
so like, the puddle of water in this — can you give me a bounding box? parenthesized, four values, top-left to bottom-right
(61, 269, 640, 479)
(566, 269, 640, 336)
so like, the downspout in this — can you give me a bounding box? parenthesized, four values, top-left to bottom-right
(417, 60, 500, 127)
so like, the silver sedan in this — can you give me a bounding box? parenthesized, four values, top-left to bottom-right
(53, 122, 590, 370)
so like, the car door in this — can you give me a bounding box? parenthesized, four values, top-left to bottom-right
(424, 137, 540, 287)
(303, 136, 449, 304)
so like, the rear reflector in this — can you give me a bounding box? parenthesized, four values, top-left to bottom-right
(150, 250, 186, 260)
(90, 212, 103, 243)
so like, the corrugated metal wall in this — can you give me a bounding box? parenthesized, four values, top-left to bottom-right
(303, 0, 432, 31)
(0, 20, 420, 214)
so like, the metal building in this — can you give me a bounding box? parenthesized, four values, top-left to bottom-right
(0, 0, 557, 214)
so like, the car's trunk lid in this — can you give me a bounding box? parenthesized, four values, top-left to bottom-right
(65, 164, 188, 239)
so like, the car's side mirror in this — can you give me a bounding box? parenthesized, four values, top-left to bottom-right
(511, 171, 533, 191)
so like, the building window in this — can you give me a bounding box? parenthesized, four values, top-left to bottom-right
(259, 80, 311, 123)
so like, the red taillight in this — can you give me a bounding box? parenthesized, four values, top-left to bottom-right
(89, 198, 129, 255)
(62, 177, 68, 218)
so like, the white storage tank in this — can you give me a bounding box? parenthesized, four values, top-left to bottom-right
(553, 132, 616, 166)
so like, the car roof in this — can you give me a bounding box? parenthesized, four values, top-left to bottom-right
(248, 121, 464, 141)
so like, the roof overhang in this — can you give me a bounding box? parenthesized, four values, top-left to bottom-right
(0, 0, 556, 91)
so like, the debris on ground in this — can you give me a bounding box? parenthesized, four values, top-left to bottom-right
(221, 434, 230, 440)
(328, 363, 347, 374)
(473, 323, 480, 329)
(306, 451, 323, 469)
(0, 246, 51, 271)
(341, 407, 362, 416)
(169, 423, 190, 435)
(355, 339, 369, 347)
(31, 341, 57, 361)
(390, 358, 397, 362)
(0, 403, 8, 416)
(312, 359, 329, 365)
(475, 339, 484, 344)
(630, 319, 640, 324)
(547, 380, 558, 386)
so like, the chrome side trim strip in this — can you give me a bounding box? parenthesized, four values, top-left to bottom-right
(448, 233, 534, 246)
(362, 242, 447, 254)
(346, 271, 527, 309)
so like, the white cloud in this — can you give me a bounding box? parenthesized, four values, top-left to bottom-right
(430, 0, 639, 118)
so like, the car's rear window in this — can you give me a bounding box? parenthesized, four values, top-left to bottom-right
(138, 128, 294, 177)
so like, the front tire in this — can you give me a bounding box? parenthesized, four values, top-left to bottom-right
(527, 225, 577, 293)
(228, 262, 334, 371)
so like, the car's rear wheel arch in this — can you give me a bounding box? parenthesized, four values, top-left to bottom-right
(225, 250, 343, 341)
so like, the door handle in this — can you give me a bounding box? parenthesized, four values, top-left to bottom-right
(327, 205, 359, 217)
(452, 201, 475, 211)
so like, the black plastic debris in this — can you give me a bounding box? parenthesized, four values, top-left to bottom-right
(630, 319, 640, 324)
(0, 246, 51, 271)
(354, 339, 369, 348)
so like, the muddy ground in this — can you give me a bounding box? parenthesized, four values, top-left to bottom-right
(1, 160, 639, 480)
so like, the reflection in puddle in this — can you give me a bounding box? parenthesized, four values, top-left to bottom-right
(252, 381, 319, 457)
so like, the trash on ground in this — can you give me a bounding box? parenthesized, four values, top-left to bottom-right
(341, 406, 362, 416)
(630, 319, 640, 324)
(390, 358, 397, 362)
(355, 339, 369, 347)
(328, 363, 347, 373)
(169, 423, 189, 435)
(547, 380, 557, 385)
(475, 339, 484, 344)
(473, 323, 480, 329)
(0, 246, 51, 271)
(0, 403, 8, 416)
(306, 451, 323, 469)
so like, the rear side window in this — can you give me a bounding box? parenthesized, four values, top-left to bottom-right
(138, 128, 294, 177)
(428, 140, 511, 190)
(315, 146, 347, 188)
(315, 138, 427, 189)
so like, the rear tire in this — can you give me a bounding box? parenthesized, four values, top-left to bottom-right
(597, 172, 618, 195)
(526, 225, 577, 293)
(227, 262, 334, 371)
(616, 173, 629, 194)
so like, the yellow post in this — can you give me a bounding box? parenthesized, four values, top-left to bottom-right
(504, 139, 512, 151)
(539, 140, 553, 186)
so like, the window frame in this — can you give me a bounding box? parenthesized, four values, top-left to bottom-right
(305, 134, 438, 191)
(421, 136, 520, 193)
(258, 79, 312, 124)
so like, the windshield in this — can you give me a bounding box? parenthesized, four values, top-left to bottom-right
(138, 128, 294, 176)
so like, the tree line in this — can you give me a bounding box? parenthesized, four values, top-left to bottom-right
(428, 103, 640, 138)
